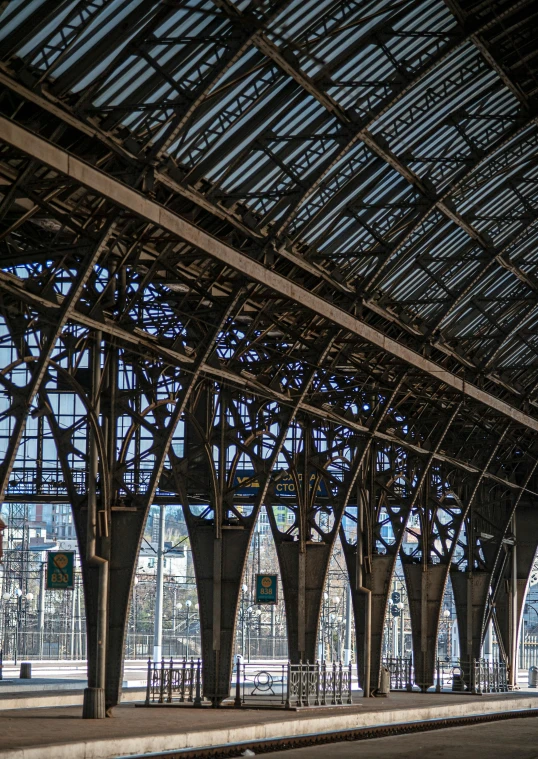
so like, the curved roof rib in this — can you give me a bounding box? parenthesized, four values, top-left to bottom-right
(1, 0, 538, 450)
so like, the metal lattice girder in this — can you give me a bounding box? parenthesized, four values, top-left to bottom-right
(2, 117, 538, 436)
(2, 0, 538, 711)
(493, 500, 538, 668)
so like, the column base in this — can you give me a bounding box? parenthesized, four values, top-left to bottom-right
(82, 687, 106, 719)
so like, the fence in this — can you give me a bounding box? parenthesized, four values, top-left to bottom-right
(382, 657, 413, 691)
(233, 661, 288, 705)
(124, 633, 202, 660)
(0, 631, 286, 662)
(234, 659, 353, 708)
(520, 636, 538, 669)
(145, 658, 202, 705)
(435, 658, 508, 694)
(1, 631, 87, 661)
(144, 658, 353, 708)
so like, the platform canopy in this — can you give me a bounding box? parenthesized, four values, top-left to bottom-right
(1, 0, 538, 710)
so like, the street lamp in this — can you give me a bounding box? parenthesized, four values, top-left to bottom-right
(240, 585, 248, 657)
(442, 608, 451, 660)
(8, 588, 33, 665)
(185, 600, 192, 658)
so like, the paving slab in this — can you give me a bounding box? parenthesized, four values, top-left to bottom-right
(0, 691, 537, 759)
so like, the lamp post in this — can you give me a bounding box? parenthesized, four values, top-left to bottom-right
(4, 588, 33, 665)
(246, 606, 251, 662)
(387, 598, 395, 656)
(397, 601, 404, 656)
(1, 591, 10, 659)
(442, 608, 451, 660)
(240, 584, 248, 657)
(253, 608, 262, 658)
(185, 599, 192, 658)
(321, 593, 342, 661)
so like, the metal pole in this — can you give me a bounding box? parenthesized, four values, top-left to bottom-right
(483, 620, 491, 662)
(509, 515, 518, 689)
(520, 618, 526, 669)
(83, 329, 109, 719)
(400, 609, 402, 658)
(14, 596, 20, 666)
(38, 561, 45, 660)
(247, 609, 251, 663)
(270, 604, 275, 660)
(153, 504, 166, 662)
(357, 478, 372, 697)
(344, 583, 352, 666)
(70, 577, 76, 660)
(186, 603, 191, 659)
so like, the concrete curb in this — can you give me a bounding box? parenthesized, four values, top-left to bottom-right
(2, 696, 538, 759)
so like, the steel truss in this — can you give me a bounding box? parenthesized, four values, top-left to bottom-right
(1, 0, 538, 715)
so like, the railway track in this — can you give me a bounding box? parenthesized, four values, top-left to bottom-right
(122, 706, 538, 758)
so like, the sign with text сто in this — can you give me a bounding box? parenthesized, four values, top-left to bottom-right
(255, 573, 278, 604)
(46, 551, 75, 590)
(233, 470, 328, 497)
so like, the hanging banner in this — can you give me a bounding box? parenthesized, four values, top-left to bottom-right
(255, 573, 278, 604)
(46, 551, 75, 590)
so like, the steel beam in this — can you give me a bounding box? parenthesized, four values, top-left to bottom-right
(0, 267, 536, 499)
(1, 117, 537, 434)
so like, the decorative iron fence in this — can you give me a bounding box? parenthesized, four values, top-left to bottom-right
(145, 658, 202, 705)
(435, 658, 508, 694)
(233, 661, 288, 706)
(234, 659, 353, 708)
(473, 659, 509, 693)
(382, 656, 413, 691)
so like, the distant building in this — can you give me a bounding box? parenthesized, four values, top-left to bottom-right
(135, 541, 188, 581)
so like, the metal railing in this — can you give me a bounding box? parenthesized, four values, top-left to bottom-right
(0, 631, 87, 661)
(520, 636, 538, 669)
(145, 658, 202, 705)
(124, 633, 202, 660)
(233, 661, 288, 706)
(382, 656, 413, 691)
(435, 658, 508, 694)
(234, 659, 353, 708)
(473, 659, 509, 693)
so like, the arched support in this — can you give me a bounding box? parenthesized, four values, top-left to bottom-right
(342, 550, 394, 694)
(265, 420, 356, 667)
(494, 500, 538, 683)
(176, 386, 258, 706)
(403, 561, 447, 691)
(450, 569, 491, 663)
(75, 507, 146, 714)
(186, 521, 252, 704)
(275, 540, 332, 662)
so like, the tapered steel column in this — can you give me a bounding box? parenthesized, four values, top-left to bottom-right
(83, 330, 108, 720)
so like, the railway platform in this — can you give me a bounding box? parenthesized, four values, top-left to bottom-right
(0, 690, 537, 759)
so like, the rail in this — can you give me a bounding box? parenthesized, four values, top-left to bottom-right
(145, 657, 202, 705)
(435, 658, 508, 694)
(234, 659, 353, 708)
(382, 656, 413, 691)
